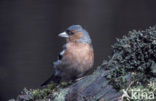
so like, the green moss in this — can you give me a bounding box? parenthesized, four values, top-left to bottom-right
(60, 82, 69, 88)
(103, 26, 156, 100)
(19, 81, 71, 101)
(47, 81, 57, 90)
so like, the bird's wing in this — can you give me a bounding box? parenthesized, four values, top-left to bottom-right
(58, 44, 66, 60)
(53, 44, 67, 74)
(41, 45, 67, 86)
(58, 50, 65, 60)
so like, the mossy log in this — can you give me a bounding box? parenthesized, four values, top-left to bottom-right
(11, 67, 121, 101)
(53, 68, 121, 101)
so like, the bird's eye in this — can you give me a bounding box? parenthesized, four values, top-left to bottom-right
(66, 30, 74, 35)
(69, 31, 74, 35)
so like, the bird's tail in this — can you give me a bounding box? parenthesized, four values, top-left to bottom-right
(41, 74, 61, 87)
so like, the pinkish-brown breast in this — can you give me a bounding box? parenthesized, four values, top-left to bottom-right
(62, 42, 94, 74)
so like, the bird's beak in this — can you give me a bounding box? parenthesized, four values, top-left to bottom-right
(58, 32, 69, 38)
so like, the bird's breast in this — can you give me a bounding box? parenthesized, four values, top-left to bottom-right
(62, 42, 94, 73)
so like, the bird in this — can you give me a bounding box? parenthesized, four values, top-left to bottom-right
(41, 25, 94, 86)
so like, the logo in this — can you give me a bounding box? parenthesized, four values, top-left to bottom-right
(121, 81, 156, 100)
(122, 88, 154, 100)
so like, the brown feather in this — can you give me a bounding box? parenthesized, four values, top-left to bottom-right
(69, 31, 83, 42)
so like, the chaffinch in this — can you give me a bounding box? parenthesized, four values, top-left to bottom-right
(41, 25, 94, 86)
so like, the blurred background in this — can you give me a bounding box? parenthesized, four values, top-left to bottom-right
(0, 0, 156, 100)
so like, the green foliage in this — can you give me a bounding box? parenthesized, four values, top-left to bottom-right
(19, 81, 70, 101)
(104, 26, 156, 100)
(60, 81, 69, 88)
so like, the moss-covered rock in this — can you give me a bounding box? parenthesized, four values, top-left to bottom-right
(104, 25, 156, 100)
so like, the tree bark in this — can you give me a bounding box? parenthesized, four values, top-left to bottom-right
(52, 67, 122, 101)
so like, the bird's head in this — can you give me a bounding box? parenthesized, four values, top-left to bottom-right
(58, 25, 91, 44)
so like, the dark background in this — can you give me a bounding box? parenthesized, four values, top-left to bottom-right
(0, 0, 156, 100)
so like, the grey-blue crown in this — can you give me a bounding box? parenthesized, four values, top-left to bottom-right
(67, 25, 92, 44)
(67, 25, 83, 31)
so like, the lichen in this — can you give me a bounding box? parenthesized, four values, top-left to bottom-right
(103, 26, 156, 100)
(15, 81, 70, 101)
